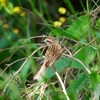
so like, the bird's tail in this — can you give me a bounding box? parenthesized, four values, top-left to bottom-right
(34, 64, 46, 81)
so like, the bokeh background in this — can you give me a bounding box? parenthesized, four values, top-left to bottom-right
(0, 0, 100, 100)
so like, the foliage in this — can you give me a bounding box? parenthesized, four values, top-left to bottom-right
(0, 0, 100, 100)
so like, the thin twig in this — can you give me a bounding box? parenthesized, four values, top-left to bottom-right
(51, 66, 70, 100)
(63, 68, 72, 86)
(14, 45, 46, 76)
(26, 82, 45, 100)
(37, 83, 47, 100)
(0, 57, 9, 65)
(0, 43, 43, 52)
(8, 48, 19, 61)
(63, 54, 91, 74)
(55, 71, 70, 100)
(6, 57, 27, 67)
(19, 35, 46, 41)
(73, 37, 97, 56)
(0, 45, 46, 88)
(0, 66, 9, 77)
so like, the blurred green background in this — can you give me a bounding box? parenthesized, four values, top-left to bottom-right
(0, 0, 100, 100)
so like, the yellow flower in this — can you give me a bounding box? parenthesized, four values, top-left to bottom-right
(0, 0, 6, 6)
(0, 0, 6, 2)
(59, 17, 66, 23)
(1, 2, 6, 6)
(54, 21, 62, 27)
(13, 29, 19, 34)
(13, 6, 20, 13)
(20, 12, 26, 16)
(3, 24, 9, 29)
(58, 7, 67, 14)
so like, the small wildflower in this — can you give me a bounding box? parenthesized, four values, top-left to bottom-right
(1, 2, 6, 7)
(58, 7, 67, 14)
(20, 12, 26, 17)
(0, 0, 6, 7)
(3, 24, 9, 29)
(59, 17, 66, 23)
(13, 6, 20, 13)
(54, 21, 62, 27)
(13, 29, 19, 34)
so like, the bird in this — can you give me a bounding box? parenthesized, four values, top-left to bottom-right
(34, 36, 62, 81)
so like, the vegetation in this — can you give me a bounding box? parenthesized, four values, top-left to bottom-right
(0, 0, 100, 100)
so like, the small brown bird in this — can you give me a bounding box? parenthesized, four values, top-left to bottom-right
(34, 36, 62, 81)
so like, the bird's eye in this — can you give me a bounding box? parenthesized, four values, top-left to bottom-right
(46, 40, 53, 44)
(44, 39, 54, 44)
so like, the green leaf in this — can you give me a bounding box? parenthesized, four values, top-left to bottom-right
(65, 16, 89, 40)
(92, 29, 100, 39)
(71, 45, 97, 69)
(0, 32, 18, 49)
(67, 74, 87, 99)
(95, 18, 100, 28)
(89, 71, 99, 89)
(50, 28, 79, 40)
(8, 81, 23, 100)
(89, 71, 100, 100)
(0, 77, 4, 89)
(20, 58, 32, 81)
(4, 2, 14, 15)
(50, 28, 70, 37)
(50, 16, 89, 40)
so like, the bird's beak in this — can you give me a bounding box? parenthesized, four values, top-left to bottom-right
(43, 40, 48, 45)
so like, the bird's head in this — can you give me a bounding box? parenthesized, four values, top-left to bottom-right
(44, 36, 56, 45)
